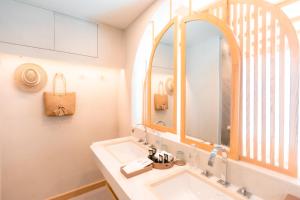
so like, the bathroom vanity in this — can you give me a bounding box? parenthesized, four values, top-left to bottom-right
(91, 136, 263, 200)
(90, 5, 300, 199)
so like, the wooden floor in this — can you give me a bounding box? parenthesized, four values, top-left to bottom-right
(70, 187, 114, 200)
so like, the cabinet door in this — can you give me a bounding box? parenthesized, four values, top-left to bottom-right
(54, 14, 98, 57)
(0, 0, 54, 49)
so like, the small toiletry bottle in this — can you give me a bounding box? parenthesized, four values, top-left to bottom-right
(190, 144, 198, 168)
(159, 154, 163, 163)
(155, 131, 162, 150)
(188, 152, 194, 168)
(194, 147, 200, 169)
(175, 151, 186, 165)
(148, 149, 154, 160)
(164, 154, 169, 163)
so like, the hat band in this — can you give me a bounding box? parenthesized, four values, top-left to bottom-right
(21, 68, 41, 87)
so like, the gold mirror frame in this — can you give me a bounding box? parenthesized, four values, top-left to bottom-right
(146, 18, 178, 134)
(180, 13, 241, 159)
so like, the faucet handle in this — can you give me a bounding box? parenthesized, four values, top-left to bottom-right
(143, 140, 149, 145)
(237, 187, 252, 198)
(201, 169, 212, 177)
(217, 179, 230, 187)
(138, 138, 144, 143)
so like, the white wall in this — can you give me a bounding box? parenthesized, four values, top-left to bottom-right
(0, 1, 125, 200)
(0, 53, 121, 200)
(186, 37, 220, 144)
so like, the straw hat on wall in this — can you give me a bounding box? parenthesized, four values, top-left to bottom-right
(14, 63, 48, 92)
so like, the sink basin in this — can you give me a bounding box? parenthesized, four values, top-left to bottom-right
(150, 170, 239, 200)
(104, 140, 147, 164)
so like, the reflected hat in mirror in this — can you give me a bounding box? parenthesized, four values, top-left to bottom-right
(165, 77, 174, 96)
(14, 63, 48, 92)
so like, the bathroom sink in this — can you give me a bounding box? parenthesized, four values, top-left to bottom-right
(150, 170, 241, 200)
(104, 140, 147, 164)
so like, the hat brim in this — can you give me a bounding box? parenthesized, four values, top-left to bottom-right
(14, 63, 48, 93)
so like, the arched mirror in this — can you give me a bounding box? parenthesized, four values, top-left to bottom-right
(181, 14, 241, 159)
(146, 19, 177, 133)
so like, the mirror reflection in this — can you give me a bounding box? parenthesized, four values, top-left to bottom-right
(150, 25, 175, 129)
(185, 21, 231, 146)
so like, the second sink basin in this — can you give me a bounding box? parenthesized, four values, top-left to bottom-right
(150, 170, 242, 200)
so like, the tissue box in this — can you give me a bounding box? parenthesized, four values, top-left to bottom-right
(120, 164, 152, 178)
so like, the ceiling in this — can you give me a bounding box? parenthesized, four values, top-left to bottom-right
(17, 0, 156, 29)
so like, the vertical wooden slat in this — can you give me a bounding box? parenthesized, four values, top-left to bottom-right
(288, 34, 299, 175)
(261, 9, 267, 164)
(151, 21, 155, 45)
(222, 0, 227, 23)
(220, 5, 223, 19)
(253, 6, 259, 160)
(225, 0, 230, 24)
(233, 3, 238, 35)
(270, 15, 276, 165)
(229, 4, 233, 29)
(220, 6, 222, 19)
(143, 61, 148, 125)
(246, 3, 251, 158)
(189, 0, 192, 16)
(239, 2, 245, 157)
(169, 0, 172, 21)
(278, 28, 285, 168)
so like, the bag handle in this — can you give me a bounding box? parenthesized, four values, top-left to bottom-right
(53, 73, 66, 95)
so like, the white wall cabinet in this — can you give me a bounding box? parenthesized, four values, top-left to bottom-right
(0, 0, 54, 49)
(54, 14, 98, 57)
(0, 0, 99, 58)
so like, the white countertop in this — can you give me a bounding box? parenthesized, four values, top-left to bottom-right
(90, 136, 263, 200)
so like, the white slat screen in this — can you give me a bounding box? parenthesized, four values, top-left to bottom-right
(207, 0, 299, 176)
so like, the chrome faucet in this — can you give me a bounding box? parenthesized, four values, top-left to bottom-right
(208, 145, 229, 186)
(155, 120, 166, 126)
(135, 123, 149, 145)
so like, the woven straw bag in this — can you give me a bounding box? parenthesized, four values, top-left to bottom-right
(43, 73, 76, 116)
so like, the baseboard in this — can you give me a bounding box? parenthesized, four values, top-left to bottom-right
(106, 182, 119, 200)
(47, 180, 107, 200)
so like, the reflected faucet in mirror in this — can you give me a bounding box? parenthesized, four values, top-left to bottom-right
(135, 123, 149, 145)
(155, 120, 166, 126)
(208, 145, 229, 187)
